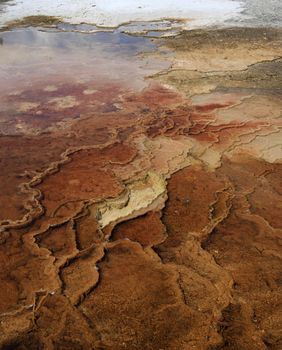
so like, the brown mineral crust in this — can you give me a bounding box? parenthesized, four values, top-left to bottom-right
(0, 131, 115, 225)
(0, 230, 59, 314)
(1, 332, 45, 350)
(153, 165, 234, 341)
(213, 303, 268, 350)
(5, 294, 99, 350)
(202, 156, 282, 350)
(36, 150, 125, 219)
(34, 142, 138, 223)
(38, 169, 120, 222)
(155, 165, 229, 251)
(35, 221, 78, 268)
(60, 246, 104, 305)
(247, 163, 282, 229)
(0, 176, 30, 222)
(41, 296, 100, 350)
(74, 208, 102, 250)
(0, 278, 19, 315)
(164, 27, 282, 52)
(0, 135, 67, 222)
(79, 240, 217, 350)
(204, 214, 282, 350)
(194, 103, 231, 113)
(111, 211, 166, 247)
(95, 142, 138, 165)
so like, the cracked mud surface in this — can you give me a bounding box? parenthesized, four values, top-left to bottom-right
(0, 25, 281, 350)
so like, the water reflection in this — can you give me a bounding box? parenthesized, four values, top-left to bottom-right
(0, 27, 169, 97)
(1, 27, 155, 55)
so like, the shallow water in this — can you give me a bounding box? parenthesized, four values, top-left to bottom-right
(0, 27, 169, 94)
(1, 27, 154, 53)
(0, 27, 171, 137)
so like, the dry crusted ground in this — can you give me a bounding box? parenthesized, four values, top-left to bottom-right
(0, 27, 282, 349)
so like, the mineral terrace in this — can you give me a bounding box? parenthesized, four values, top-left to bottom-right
(0, 2, 281, 350)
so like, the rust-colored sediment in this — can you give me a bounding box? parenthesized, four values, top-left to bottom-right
(0, 27, 281, 349)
